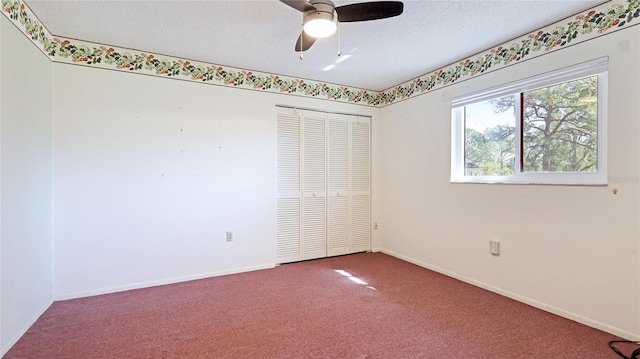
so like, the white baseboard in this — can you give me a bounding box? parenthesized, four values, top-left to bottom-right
(1, 297, 54, 357)
(54, 263, 276, 300)
(379, 248, 640, 341)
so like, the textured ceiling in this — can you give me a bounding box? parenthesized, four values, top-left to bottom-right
(24, 0, 606, 91)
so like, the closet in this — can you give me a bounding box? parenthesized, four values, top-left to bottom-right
(276, 106, 371, 263)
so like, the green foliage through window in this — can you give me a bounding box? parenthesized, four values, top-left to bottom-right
(522, 76, 598, 172)
(462, 76, 598, 177)
(464, 96, 516, 176)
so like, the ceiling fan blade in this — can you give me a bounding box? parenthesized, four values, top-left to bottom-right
(335, 1, 403, 22)
(280, 0, 315, 12)
(295, 31, 317, 52)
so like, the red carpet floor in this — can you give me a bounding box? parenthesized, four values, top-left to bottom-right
(5, 252, 635, 358)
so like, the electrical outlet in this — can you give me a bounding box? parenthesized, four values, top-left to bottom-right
(489, 240, 500, 256)
(373, 222, 379, 230)
(226, 231, 233, 242)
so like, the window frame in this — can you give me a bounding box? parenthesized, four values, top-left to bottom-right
(451, 57, 608, 185)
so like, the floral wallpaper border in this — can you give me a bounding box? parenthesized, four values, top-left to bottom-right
(2, 0, 639, 107)
(379, 0, 640, 106)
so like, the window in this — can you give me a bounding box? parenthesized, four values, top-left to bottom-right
(451, 58, 608, 185)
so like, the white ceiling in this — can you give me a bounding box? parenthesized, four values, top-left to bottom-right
(24, 0, 606, 91)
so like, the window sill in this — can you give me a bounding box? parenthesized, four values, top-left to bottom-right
(450, 176, 607, 186)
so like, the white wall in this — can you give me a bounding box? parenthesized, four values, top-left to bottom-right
(0, 16, 54, 355)
(52, 63, 379, 298)
(378, 27, 640, 339)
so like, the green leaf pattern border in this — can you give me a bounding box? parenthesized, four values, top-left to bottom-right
(2, 0, 639, 107)
(380, 0, 640, 105)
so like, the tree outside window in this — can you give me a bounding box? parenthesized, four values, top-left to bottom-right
(463, 76, 598, 177)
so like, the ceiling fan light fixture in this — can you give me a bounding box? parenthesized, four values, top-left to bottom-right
(303, 5, 337, 38)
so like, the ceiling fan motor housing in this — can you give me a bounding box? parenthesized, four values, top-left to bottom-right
(303, 1, 338, 38)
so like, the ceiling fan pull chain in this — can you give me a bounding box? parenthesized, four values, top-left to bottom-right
(337, 22, 341, 57)
(299, 24, 304, 60)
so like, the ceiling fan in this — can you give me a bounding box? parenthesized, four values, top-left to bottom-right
(280, 0, 404, 52)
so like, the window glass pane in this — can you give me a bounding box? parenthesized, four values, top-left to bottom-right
(522, 76, 598, 173)
(464, 96, 516, 176)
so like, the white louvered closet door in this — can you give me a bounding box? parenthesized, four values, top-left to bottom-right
(301, 111, 327, 260)
(276, 108, 302, 263)
(276, 107, 370, 263)
(327, 114, 350, 256)
(350, 116, 371, 253)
